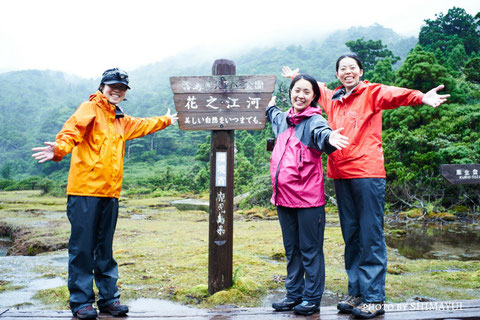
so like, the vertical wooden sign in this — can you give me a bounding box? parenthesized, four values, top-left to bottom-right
(208, 59, 235, 294)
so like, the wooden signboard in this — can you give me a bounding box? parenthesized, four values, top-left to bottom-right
(170, 75, 276, 130)
(440, 164, 480, 185)
(170, 59, 276, 295)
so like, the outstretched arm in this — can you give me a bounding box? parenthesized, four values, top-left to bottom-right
(32, 142, 55, 163)
(422, 85, 450, 108)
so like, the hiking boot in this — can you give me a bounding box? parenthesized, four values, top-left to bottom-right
(74, 305, 98, 319)
(272, 297, 302, 311)
(99, 300, 129, 316)
(293, 301, 320, 316)
(352, 302, 385, 319)
(337, 295, 362, 313)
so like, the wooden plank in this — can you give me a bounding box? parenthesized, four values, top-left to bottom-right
(172, 92, 271, 111)
(177, 111, 265, 131)
(1, 302, 479, 319)
(169, 75, 276, 94)
(440, 164, 480, 184)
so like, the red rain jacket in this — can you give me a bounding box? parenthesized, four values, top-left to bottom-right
(317, 81, 424, 179)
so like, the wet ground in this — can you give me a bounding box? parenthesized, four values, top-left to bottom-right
(0, 251, 67, 309)
(385, 221, 480, 260)
(1, 220, 480, 311)
(1, 191, 479, 312)
(0, 248, 340, 311)
(0, 237, 10, 256)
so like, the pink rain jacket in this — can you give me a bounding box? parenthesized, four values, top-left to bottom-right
(266, 105, 336, 208)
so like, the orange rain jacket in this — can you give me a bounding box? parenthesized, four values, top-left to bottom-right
(317, 81, 425, 179)
(53, 91, 172, 198)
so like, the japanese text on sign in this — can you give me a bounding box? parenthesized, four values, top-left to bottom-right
(185, 116, 262, 126)
(180, 78, 265, 92)
(216, 152, 227, 187)
(216, 190, 226, 236)
(183, 95, 261, 110)
(455, 168, 479, 180)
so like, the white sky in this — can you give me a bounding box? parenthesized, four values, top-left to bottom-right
(0, 0, 478, 79)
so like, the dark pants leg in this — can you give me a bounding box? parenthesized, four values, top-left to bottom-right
(67, 196, 120, 313)
(334, 178, 387, 302)
(277, 206, 325, 303)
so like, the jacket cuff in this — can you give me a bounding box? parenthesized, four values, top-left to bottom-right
(52, 143, 63, 162)
(324, 131, 337, 155)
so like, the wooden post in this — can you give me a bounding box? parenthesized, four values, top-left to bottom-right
(169, 60, 275, 294)
(208, 59, 236, 294)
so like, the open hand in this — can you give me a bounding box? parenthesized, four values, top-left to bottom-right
(268, 96, 276, 107)
(329, 128, 349, 150)
(422, 85, 450, 108)
(32, 142, 55, 163)
(166, 108, 178, 125)
(281, 66, 299, 79)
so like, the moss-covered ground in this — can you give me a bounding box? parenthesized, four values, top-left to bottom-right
(0, 190, 478, 310)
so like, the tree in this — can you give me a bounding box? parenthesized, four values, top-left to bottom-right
(446, 43, 467, 73)
(345, 38, 400, 73)
(465, 57, 480, 83)
(395, 45, 464, 102)
(369, 58, 396, 85)
(419, 7, 480, 57)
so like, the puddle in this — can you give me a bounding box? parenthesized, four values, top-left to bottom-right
(128, 298, 207, 315)
(261, 288, 340, 307)
(386, 222, 480, 260)
(0, 251, 68, 309)
(0, 237, 11, 257)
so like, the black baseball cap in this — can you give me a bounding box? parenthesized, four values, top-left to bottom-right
(100, 68, 130, 89)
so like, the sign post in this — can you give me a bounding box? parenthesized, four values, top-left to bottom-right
(170, 59, 275, 294)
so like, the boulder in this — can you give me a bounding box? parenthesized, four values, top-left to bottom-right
(170, 199, 209, 212)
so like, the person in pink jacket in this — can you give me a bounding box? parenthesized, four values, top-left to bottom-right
(282, 55, 449, 319)
(267, 74, 348, 316)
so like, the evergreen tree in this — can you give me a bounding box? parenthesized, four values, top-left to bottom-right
(395, 45, 463, 102)
(345, 38, 400, 73)
(419, 7, 479, 58)
(369, 58, 396, 85)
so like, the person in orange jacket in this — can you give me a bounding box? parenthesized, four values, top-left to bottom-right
(32, 68, 177, 319)
(282, 55, 449, 319)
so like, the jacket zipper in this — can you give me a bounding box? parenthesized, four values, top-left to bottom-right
(274, 130, 293, 206)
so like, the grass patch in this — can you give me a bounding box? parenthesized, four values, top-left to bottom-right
(34, 286, 70, 309)
(0, 280, 25, 293)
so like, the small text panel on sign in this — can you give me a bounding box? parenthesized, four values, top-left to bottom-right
(440, 164, 480, 185)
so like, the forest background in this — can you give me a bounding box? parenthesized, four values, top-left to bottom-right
(0, 6, 479, 216)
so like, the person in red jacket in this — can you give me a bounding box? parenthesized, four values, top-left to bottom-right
(32, 68, 177, 319)
(282, 55, 449, 319)
(267, 74, 348, 316)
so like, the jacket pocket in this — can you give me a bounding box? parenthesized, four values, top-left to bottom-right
(337, 114, 359, 159)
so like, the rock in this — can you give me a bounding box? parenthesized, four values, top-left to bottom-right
(170, 199, 209, 212)
(234, 192, 250, 206)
